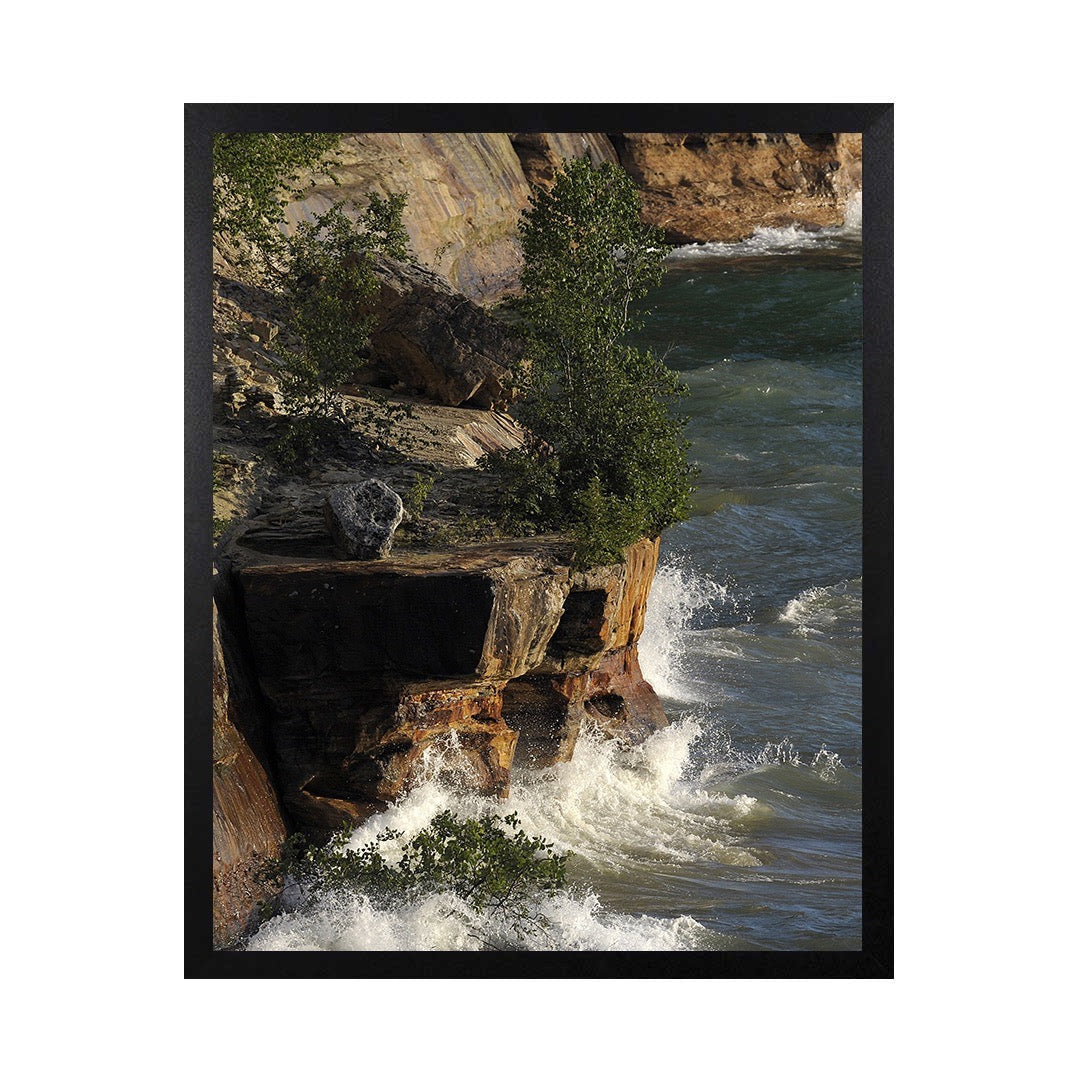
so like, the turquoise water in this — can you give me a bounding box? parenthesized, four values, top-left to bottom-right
(247, 223, 863, 952)
(630, 237, 863, 949)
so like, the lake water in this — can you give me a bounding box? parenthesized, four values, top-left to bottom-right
(246, 209, 864, 952)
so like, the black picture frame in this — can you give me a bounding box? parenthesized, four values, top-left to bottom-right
(186, 103, 893, 978)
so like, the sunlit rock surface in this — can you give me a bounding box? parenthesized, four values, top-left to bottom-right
(610, 131, 862, 243)
(284, 133, 532, 303)
(212, 599, 288, 949)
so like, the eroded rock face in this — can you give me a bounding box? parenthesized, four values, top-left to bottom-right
(511, 132, 620, 189)
(610, 132, 863, 243)
(281, 131, 862, 301)
(367, 256, 521, 409)
(324, 479, 404, 560)
(212, 600, 288, 949)
(284, 133, 531, 303)
(233, 537, 666, 834)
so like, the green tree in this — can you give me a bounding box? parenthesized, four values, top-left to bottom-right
(212, 132, 342, 272)
(489, 157, 694, 565)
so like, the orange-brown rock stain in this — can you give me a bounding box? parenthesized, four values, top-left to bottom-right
(232, 536, 666, 836)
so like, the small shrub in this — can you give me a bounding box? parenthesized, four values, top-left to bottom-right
(274, 195, 411, 429)
(482, 441, 562, 534)
(259, 811, 571, 948)
(404, 471, 437, 520)
(426, 513, 501, 548)
(269, 413, 341, 471)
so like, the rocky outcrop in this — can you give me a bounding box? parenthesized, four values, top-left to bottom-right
(228, 535, 664, 835)
(282, 131, 862, 301)
(511, 133, 620, 189)
(284, 134, 532, 304)
(609, 132, 862, 243)
(212, 598, 288, 949)
(367, 256, 521, 408)
(209, 128, 864, 945)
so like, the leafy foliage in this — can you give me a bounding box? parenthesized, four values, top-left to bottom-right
(270, 196, 410, 455)
(404, 471, 437, 520)
(260, 811, 571, 948)
(487, 157, 694, 566)
(213, 134, 415, 466)
(212, 133, 342, 272)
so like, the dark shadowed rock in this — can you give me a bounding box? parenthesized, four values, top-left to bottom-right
(511, 132, 620, 190)
(233, 536, 667, 834)
(324, 479, 404, 559)
(367, 256, 522, 409)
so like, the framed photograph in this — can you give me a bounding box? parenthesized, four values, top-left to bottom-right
(186, 104, 892, 977)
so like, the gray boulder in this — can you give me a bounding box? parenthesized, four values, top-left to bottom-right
(324, 480, 404, 560)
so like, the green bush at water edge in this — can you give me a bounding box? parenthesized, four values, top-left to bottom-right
(258, 811, 572, 949)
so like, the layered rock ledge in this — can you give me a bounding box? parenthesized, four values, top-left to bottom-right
(227, 534, 664, 835)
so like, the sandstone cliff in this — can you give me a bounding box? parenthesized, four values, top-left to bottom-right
(210, 256, 666, 945)
(281, 131, 862, 302)
(610, 132, 862, 243)
(225, 535, 664, 835)
(283, 133, 532, 304)
(510, 132, 620, 189)
(212, 595, 287, 947)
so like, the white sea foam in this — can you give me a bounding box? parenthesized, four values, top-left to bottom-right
(244, 722, 758, 952)
(506, 721, 763, 869)
(247, 885, 718, 952)
(667, 190, 862, 261)
(778, 578, 862, 637)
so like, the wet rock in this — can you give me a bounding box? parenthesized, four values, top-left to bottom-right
(323, 479, 404, 560)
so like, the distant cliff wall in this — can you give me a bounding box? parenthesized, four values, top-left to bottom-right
(282, 131, 862, 302)
(609, 132, 862, 243)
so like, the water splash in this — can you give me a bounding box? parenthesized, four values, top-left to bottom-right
(842, 189, 863, 231)
(666, 191, 862, 260)
(639, 557, 746, 700)
(247, 885, 720, 952)
(811, 745, 843, 782)
(244, 722, 761, 952)
(777, 578, 862, 638)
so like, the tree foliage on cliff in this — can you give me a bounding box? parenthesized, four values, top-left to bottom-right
(488, 157, 694, 566)
(212, 132, 342, 271)
(212, 133, 413, 464)
(260, 811, 571, 949)
(275, 196, 409, 431)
